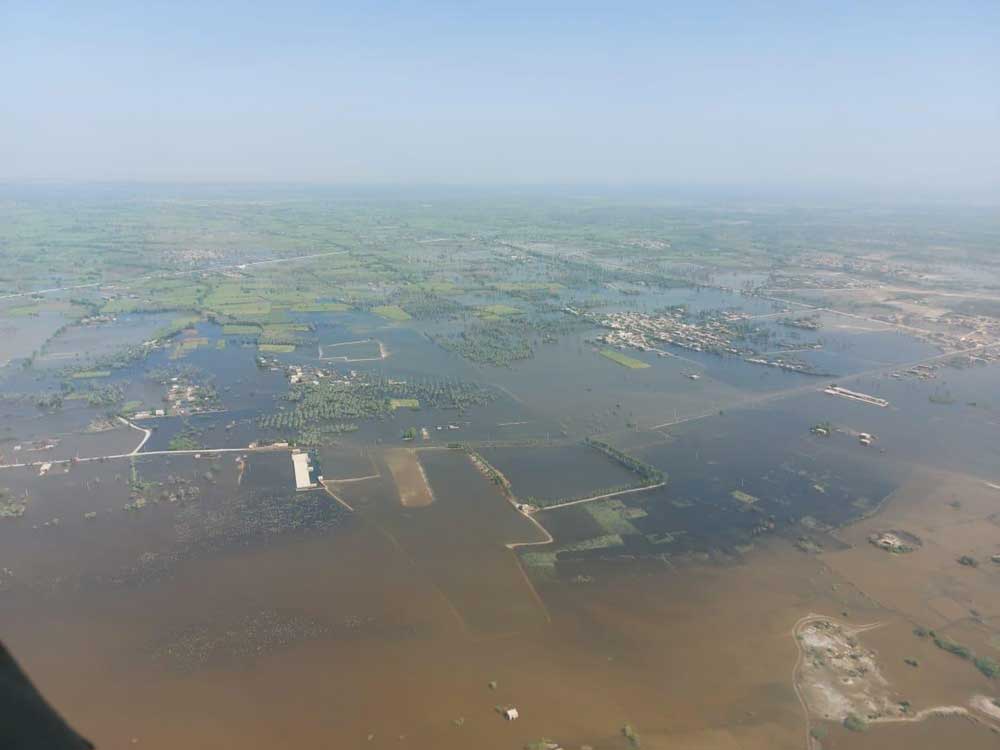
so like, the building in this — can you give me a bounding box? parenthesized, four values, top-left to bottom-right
(291, 450, 317, 490)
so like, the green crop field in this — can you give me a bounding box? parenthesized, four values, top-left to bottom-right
(599, 348, 650, 369)
(290, 302, 351, 313)
(478, 304, 522, 316)
(222, 324, 262, 335)
(373, 305, 412, 321)
(71, 370, 112, 379)
(390, 398, 421, 410)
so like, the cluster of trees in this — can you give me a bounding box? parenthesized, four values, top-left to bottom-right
(257, 374, 494, 440)
(461, 448, 513, 495)
(915, 625, 1000, 679)
(434, 319, 534, 366)
(168, 432, 201, 451)
(434, 315, 578, 366)
(146, 364, 202, 385)
(296, 423, 359, 446)
(81, 382, 127, 408)
(585, 438, 664, 484)
(397, 294, 465, 320)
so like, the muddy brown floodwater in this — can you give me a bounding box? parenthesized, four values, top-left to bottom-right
(1, 512, 860, 750)
(3, 453, 1000, 749)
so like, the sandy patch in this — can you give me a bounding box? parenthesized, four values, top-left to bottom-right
(971, 694, 1000, 720)
(796, 618, 899, 722)
(384, 448, 434, 507)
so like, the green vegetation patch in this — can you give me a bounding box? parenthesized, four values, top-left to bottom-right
(372, 305, 412, 321)
(520, 535, 625, 570)
(120, 400, 144, 416)
(259, 343, 296, 353)
(71, 370, 112, 379)
(562, 533, 625, 552)
(520, 550, 558, 569)
(389, 398, 420, 410)
(170, 337, 209, 359)
(843, 714, 867, 732)
(974, 656, 999, 679)
(290, 302, 350, 313)
(933, 633, 972, 660)
(731, 489, 759, 505)
(213, 302, 272, 316)
(222, 324, 262, 335)
(0, 488, 27, 518)
(4, 303, 44, 317)
(492, 282, 562, 294)
(257, 374, 494, 444)
(584, 439, 665, 485)
(585, 501, 640, 536)
(478, 304, 522, 316)
(599, 348, 650, 369)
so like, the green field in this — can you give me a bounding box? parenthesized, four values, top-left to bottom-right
(170, 337, 209, 359)
(478, 304, 522, 316)
(71, 370, 112, 379)
(731, 490, 759, 505)
(390, 398, 421, 410)
(373, 305, 412, 321)
(258, 343, 296, 353)
(221, 324, 262, 335)
(290, 302, 351, 313)
(599, 348, 650, 369)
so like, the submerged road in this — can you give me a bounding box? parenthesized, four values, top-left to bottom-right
(640, 340, 997, 433)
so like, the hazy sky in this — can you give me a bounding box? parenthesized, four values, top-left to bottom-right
(3, 1, 998, 190)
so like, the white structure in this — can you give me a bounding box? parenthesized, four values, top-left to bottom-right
(503, 708, 519, 721)
(291, 451, 316, 490)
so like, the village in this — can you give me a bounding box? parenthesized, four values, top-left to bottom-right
(592, 308, 823, 374)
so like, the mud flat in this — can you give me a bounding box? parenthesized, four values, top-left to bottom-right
(807, 466, 1000, 747)
(794, 617, 903, 725)
(384, 447, 434, 507)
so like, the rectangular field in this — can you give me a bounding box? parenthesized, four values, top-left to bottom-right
(599, 348, 650, 369)
(372, 305, 412, 321)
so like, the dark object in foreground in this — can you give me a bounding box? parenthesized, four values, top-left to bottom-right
(0, 641, 93, 749)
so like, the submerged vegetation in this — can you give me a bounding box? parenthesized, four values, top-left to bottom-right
(0, 488, 27, 519)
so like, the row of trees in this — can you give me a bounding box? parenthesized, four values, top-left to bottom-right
(584, 438, 665, 484)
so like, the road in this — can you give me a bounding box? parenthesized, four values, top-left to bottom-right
(640, 339, 996, 433)
(0, 444, 291, 471)
(535, 480, 666, 511)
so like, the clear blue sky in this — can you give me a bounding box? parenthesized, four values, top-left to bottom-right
(2, 1, 998, 191)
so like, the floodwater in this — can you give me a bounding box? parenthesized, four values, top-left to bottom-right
(480, 444, 640, 505)
(3, 297, 1000, 749)
(0, 504, 852, 750)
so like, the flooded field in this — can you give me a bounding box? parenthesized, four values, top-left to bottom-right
(479, 444, 641, 505)
(3, 195, 1000, 750)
